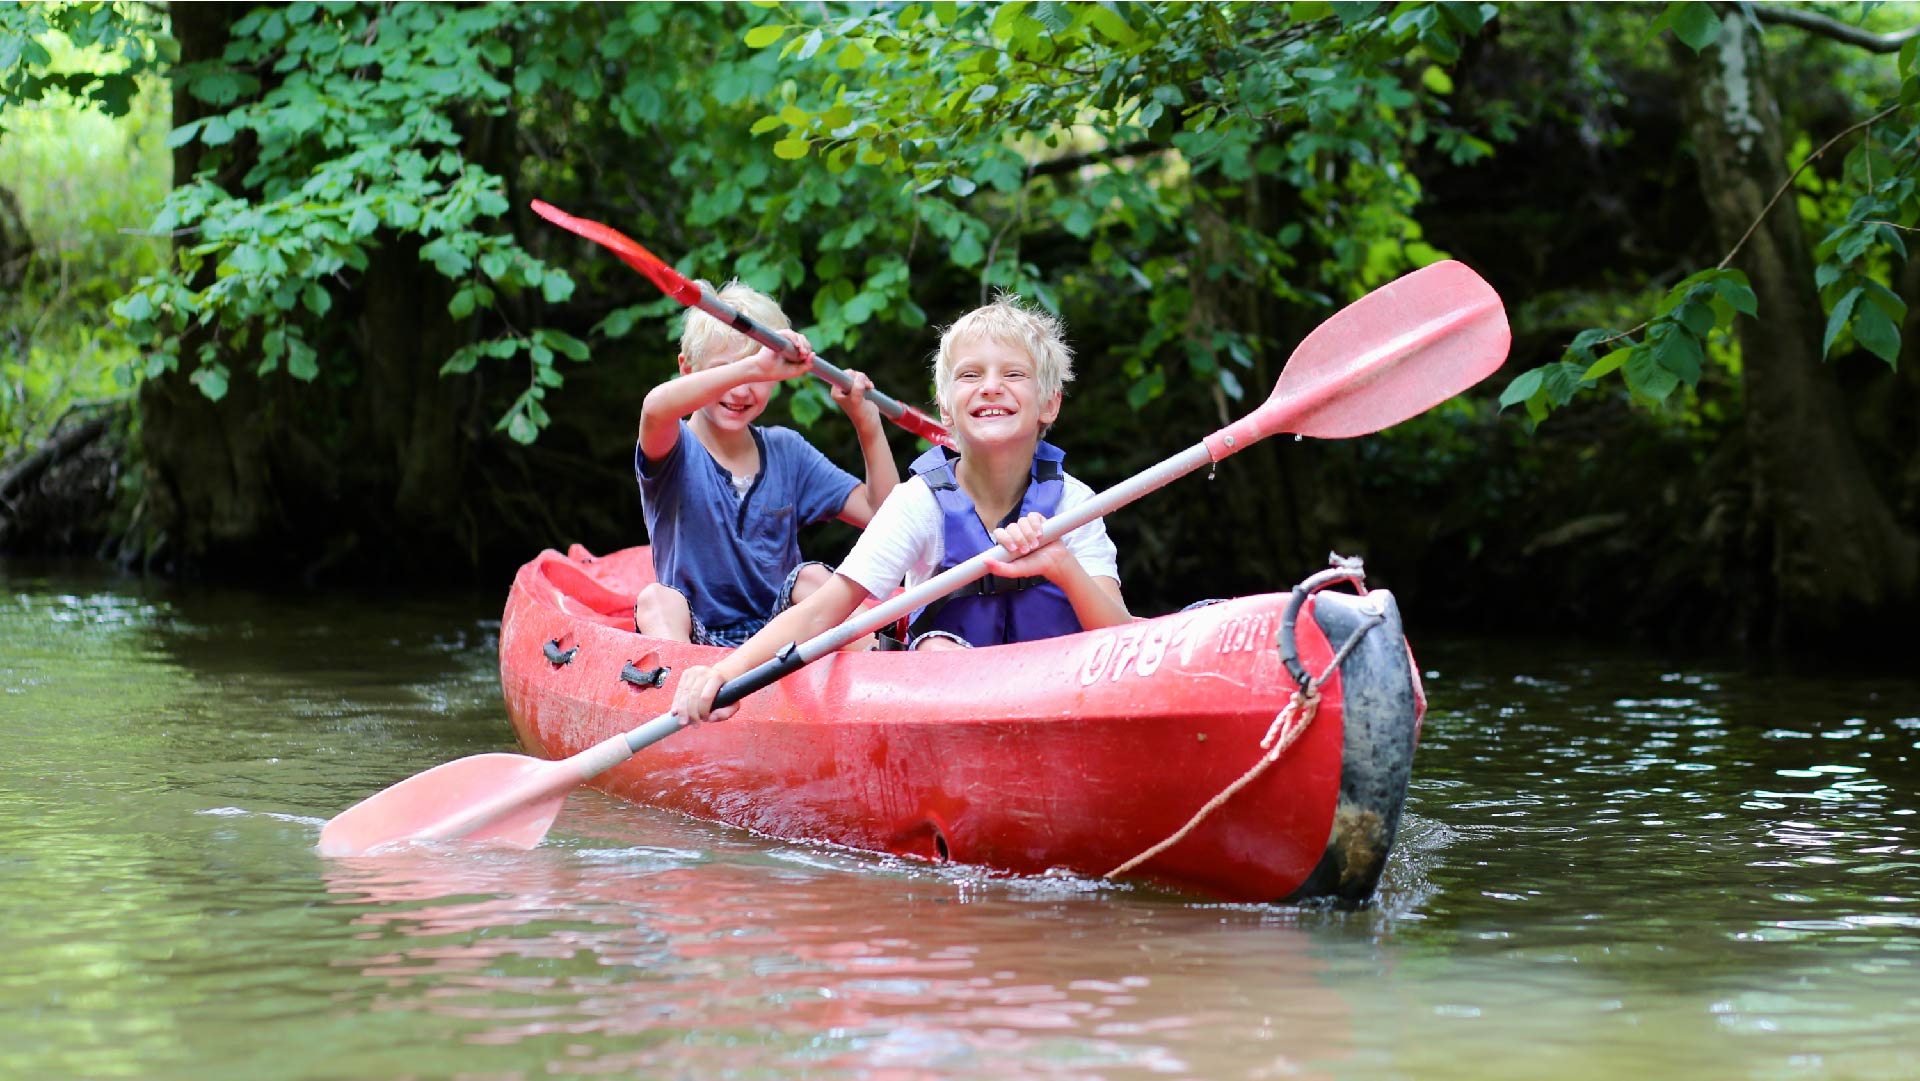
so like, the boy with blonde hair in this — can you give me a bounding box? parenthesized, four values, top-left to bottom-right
(632, 281, 898, 645)
(671, 294, 1129, 723)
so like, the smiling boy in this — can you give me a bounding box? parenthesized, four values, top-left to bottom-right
(632, 281, 898, 646)
(671, 294, 1129, 723)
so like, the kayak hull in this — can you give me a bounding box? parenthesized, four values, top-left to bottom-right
(500, 545, 1424, 905)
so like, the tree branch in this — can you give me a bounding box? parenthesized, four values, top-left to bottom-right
(1751, 2, 1920, 53)
(1028, 139, 1170, 179)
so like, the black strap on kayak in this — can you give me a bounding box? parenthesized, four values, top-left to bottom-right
(620, 663, 670, 688)
(906, 571, 1047, 638)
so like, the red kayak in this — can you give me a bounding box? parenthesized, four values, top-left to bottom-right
(500, 544, 1425, 906)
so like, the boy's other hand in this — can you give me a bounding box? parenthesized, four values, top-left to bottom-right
(985, 511, 1073, 582)
(669, 664, 738, 725)
(743, 329, 816, 383)
(832, 368, 884, 435)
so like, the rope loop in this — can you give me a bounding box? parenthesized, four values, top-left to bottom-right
(1102, 607, 1382, 883)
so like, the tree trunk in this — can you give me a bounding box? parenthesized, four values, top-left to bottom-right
(133, 4, 498, 581)
(1680, 10, 1918, 652)
(134, 1, 265, 571)
(0, 183, 30, 288)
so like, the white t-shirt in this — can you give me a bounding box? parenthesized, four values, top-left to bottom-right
(836, 472, 1120, 599)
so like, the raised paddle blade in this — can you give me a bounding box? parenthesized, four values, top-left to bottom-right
(530, 199, 701, 305)
(530, 199, 956, 448)
(1205, 260, 1508, 458)
(317, 753, 573, 856)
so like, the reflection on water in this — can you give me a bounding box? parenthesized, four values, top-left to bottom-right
(2, 562, 1918, 1079)
(317, 815, 1348, 1078)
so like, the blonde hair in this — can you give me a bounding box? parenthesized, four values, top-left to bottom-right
(933, 294, 1074, 421)
(679, 280, 789, 368)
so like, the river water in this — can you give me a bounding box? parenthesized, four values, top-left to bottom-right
(2, 560, 1916, 1080)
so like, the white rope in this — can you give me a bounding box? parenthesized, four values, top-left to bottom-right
(1102, 609, 1384, 882)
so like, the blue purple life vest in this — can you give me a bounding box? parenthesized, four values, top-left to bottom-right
(906, 441, 1084, 646)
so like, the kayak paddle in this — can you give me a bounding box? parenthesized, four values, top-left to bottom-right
(529, 199, 954, 448)
(316, 259, 1509, 857)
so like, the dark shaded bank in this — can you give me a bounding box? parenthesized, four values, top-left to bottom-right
(5, 369, 1906, 674)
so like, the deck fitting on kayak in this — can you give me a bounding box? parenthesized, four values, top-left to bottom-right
(620, 663, 670, 689)
(543, 638, 578, 666)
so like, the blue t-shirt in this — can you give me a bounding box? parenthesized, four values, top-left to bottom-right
(637, 421, 859, 634)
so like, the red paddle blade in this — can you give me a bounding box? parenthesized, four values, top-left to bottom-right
(317, 753, 574, 857)
(530, 199, 701, 305)
(1207, 261, 1509, 457)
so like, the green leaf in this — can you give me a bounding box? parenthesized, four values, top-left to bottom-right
(1625, 348, 1680, 401)
(287, 339, 319, 381)
(1497, 368, 1543, 410)
(1582, 347, 1633, 382)
(117, 292, 154, 322)
(1086, 3, 1136, 43)
(836, 42, 866, 69)
(533, 328, 591, 362)
(201, 115, 237, 146)
(1852, 300, 1901, 365)
(440, 344, 482, 376)
(950, 229, 984, 267)
(1823, 287, 1862, 357)
(744, 24, 787, 48)
(1126, 365, 1165, 409)
(1675, 299, 1715, 336)
(789, 384, 826, 426)
(191, 364, 230, 401)
(1665, 2, 1721, 52)
(1652, 327, 1703, 384)
(1713, 274, 1758, 317)
(507, 411, 539, 444)
(750, 114, 782, 135)
(773, 138, 811, 160)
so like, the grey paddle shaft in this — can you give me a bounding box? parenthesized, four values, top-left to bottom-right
(695, 283, 915, 423)
(777, 441, 1219, 663)
(610, 441, 1220, 759)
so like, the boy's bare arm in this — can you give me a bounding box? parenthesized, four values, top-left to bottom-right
(669, 574, 872, 724)
(637, 334, 814, 461)
(831, 370, 900, 526)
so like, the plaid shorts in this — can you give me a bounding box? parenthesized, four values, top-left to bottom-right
(683, 561, 828, 648)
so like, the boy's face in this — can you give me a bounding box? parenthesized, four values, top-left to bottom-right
(680, 341, 773, 434)
(939, 335, 1061, 452)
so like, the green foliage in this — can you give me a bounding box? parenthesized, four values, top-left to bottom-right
(6, 1, 1505, 449)
(1500, 269, 1755, 424)
(99, 3, 582, 443)
(738, 0, 1499, 411)
(0, 18, 169, 457)
(0, 1, 171, 127)
(1504, 2, 1918, 425)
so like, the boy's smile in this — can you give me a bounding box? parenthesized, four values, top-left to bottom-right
(942, 336, 1060, 450)
(685, 346, 773, 434)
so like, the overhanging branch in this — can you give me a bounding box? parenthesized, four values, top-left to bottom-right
(1751, 2, 1920, 53)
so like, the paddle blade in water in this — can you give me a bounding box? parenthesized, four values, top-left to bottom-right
(529, 199, 700, 305)
(1207, 261, 1509, 457)
(317, 752, 574, 857)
